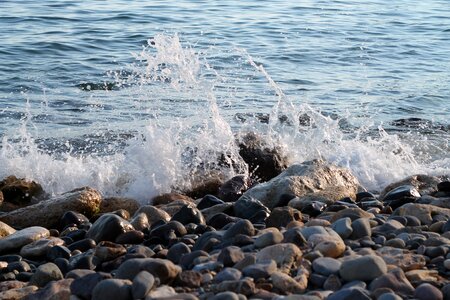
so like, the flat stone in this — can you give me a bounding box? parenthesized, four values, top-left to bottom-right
(20, 237, 65, 258)
(339, 255, 387, 282)
(29, 262, 63, 287)
(92, 278, 132, 300)
(256, 243, 302, 273)
(0, 226, 50, 254)
(132, 271, 155, 299)
(312, 257, 342, 276)
(0, 187, 101, 228)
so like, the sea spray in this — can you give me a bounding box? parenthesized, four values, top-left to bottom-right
(0, 34, 448, 202)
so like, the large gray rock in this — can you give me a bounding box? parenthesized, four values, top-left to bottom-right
(239, 159, 360, 209)
(29, 262, 63, 287)
(339, 255, 387, 282)
(0, 187, 102, 228)
(0, 226, 49, 254)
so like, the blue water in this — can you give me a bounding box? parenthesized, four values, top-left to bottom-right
(0, 0, 449, 200)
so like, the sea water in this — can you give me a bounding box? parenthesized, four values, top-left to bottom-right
(0, 0, 449, 203)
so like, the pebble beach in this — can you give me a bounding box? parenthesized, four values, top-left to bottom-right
(0, 136, 449, 300)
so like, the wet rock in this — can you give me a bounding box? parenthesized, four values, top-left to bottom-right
(217, 175, 251, 202)
(178, 250, 209, 270)
(369, 268, 415, 297)
(0, 175, 45, 205)
(197, 194, 225, 210)
(20, 237, 65, 258)
(25, 278, 73, 300)
(233, 196, 270, 220)
(171, 204, 206, 225)
(339, 255, 387, 282)
(99, 197, 139, 215)
(133, 205, 171, 225)
(414, 283, 443, 300)
(115, 230, 144, 244)
(256, 243, 302, 273)
(0, 220, 16, 238)
(0, 187, 102, 228)
(132, 271, 155, 299)
(60, 211, 90, 229)
(240, 159, 359, 210)
(207, 212, 236, 229)
(152, 193, 194, 206)
(92, 278, 132, 300)
(218, 246, 245, 267)
(130, 213, 149, 231)
(0, 226, 49, 254)
(87, 213, 134, 243)
(393, 203, 450, 225)
(380, 174, 441, 198)
(271, 271, 306, 294)
(115, 258, 181, 284)
(68, 238, 96, 252)
(266, 206, 302, 228)
(94, 241, 127, 262)
(237, 132, 288, 182)
(29, 262, 63, 287)
(382, 185, 420, 209)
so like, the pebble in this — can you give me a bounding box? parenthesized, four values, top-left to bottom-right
(242, 259, 277, 280)
(70, 271, 112, 299)
(29, 262, 63, 287)
(256, 243, 302, 273)
(331, 217, 353, 239)
(171, 205, 206, 225)
(223, 219, 255, 240)
(167, 242, 191, 264)
(86, 213, 134, 243)
(350, 218, 372, 239)
(91, 278, 132, 300)
(339, 255, 387, 282)
(414, 283, 443, 300)
(218, 246, 245, 267)
(174, 270, 202, 288)
(327, 287, 371, 300)
(254, 228, 284, 248)
(197, 194, 225, 210)
(0, 226, 50, 253)
(214, 267, 242, 282)
(312, 257, 341, 276)
(131, 271, 155, 299)
(266, 206, 302, 228)
(271, 272, 306, 294)
(115, 258, 181, 284)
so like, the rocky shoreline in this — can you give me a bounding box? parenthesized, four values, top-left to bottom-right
(0, 147, 450, 299)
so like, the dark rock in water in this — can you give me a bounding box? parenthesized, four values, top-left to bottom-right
(382, 185, 420, 209)
(218, 246, 245, 267)
(171, 205, 206, 225)
(438, 181, 450, 192)
(266, 206, 302, 228)
(237, 132, 288, 182)
(70, 272, 112, 300)
(60, 211, 90, 229)
(233, 196, 270, 220)
(0, 175, 46, 205)
(197, 194, 225, 210)
(86, 213, 134, 243)
(29, 262, 63, 288)
(217, 175, 251, 202)
(167, 242, 191, 264)
(132, 271, 155, 299)
(91, 278, 132, 300)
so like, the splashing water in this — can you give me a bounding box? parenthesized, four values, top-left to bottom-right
(0, 34, 448, 202)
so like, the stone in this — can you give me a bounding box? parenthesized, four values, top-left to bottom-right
(376, 246, 426, 271)
(94, 241, 127, 262)
(115, 230, 144, 244)
(242, 259, 277, 280)
(237, 132, 288, 182)
(271, 271, 306, 294)
(115, 258, 181, 284)
(212, 278, 256, 296)
(233, 196, 270, 220)
(214, 268, 242, 282)
(256, 243, 302, 273)
(405, 269, 440, 283)
(312, 257, 341, 276)
(414, 283, 443, 300)
(380, 175, 441, 198)
(146, 285, 178, 298)
(393, 203, 450, 225)
(197, 195, 225, 210)
(91, 278, 132, 300)
(20, 237, 65, 258)
(223, 219, 255, 240)
(132, 271, 155, 299)
(210, 291, 240, 300)
(217, 175, 251, 202)
(152, 193, 194, 206)
(130, 213, 149, 231)
(266, 206, 302, 228)
(381, 185, 420, 209)
(329, 207, 374, 222)
(0, 221, 16, 238)
(350, 218, 372, 239)
(309, 233, 345, 258)
(150, 221, 187, 241)
(7, 261, 31, 273)
(25, 278, 73, 300)
(29, 262, 63, 288)
(327, 287, 371, 300)
(240, 159, 359, 209)
(0, 286, 38, 299)
(60, 211, 90, 229)
(87, 213, 134, 243)
(202, 204, 235, 224)
(0, 226, 49, 254)
(70, 271, 112, 299)
(377, 293, 403, 300)
(339, 255, 387, 282)
(331, 217, 353, 239)
(99, 197, 139, 215)
(218, 246, 245, 267)
(369, 268, 415, 297)
(174, 270, 202, 288)
(133, 205, 171, 225)
(254, 228, 284, 248)
(0, 187, 102, 228)
(178, 250, 209, 270)
(167, 242, 191, 264)
(68, 238, 96, 252)
(171, 204, 206, 225)
(0, 175, 45, 205)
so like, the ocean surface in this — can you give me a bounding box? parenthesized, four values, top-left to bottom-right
(0, 0, 449, 202)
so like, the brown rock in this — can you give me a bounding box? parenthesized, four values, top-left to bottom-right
(393, 203, 450, 225)
(212, 278, 256, 296)
(369, 268, 415, 297)
(0, 175, 46, 205)
(0, 221, 16, 238)
(152, 193, 194, 206)
(100, 197, 140, 216)
(266, 207, 302, 228)
(24, 278, 73, 300)
(133, 205, 171, 225)
(0, 187, 102, 228)
(256, 243, 302, 273)
(329, 207, 374, 223)
(0, 286, 38, 300)
(271, 271, 307, 294)
(376, 247, 426, 271)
